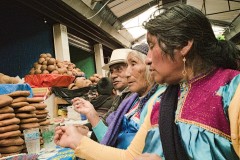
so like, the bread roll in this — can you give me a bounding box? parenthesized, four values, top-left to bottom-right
(15, 113, 36, 119)
(0, 145, 23, 154)
(0, 95, 13, 108)
(7, 91, 30, 97)
(12, 97, 27, 103)
(0, 137, 24, 146)
(20, 118, 38, 124)
(0, 117, 20, 127)
(0, 130, 21, 139)
(10, 102, 29, 109)
(0, 124, 19, 133)
(19, 123, 40, 130)
(0, 113, 15, 121)
(15, 105, 36, 113)
(0, 106, 14, 113)
(26, 97, 44, 103)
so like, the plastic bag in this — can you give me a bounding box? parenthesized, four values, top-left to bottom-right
(25, 74, 75, 88)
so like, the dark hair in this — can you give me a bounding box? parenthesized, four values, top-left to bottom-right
(143, 4, 240, 70)
(97, 77, 114, 95)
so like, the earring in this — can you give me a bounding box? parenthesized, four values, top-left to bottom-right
(182, 57, 187, 76)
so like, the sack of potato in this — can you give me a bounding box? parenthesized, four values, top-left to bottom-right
(89, 74, 102, 85)
(68, 77, 92, 90)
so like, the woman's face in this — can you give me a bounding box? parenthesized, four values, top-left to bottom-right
(145, 33, 184, 84)
(125, 53, 149, 96)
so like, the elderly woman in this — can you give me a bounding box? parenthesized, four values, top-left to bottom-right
(71, 43, 166, 149)
(54, 4, 240, 160)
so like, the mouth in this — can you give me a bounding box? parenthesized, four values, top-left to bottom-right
(149, 68, 154, 72)
(113, 81, 119, 85)
(128, 81, 134, 85)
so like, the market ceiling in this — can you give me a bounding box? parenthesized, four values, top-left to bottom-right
(93, 0, 240, 43)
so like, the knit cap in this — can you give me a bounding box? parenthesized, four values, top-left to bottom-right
(132, 43, 149, 55)
(97, 77, 114, 95)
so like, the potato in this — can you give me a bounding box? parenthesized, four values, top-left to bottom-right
(46, 53, 52, 58)
(40, 65, 47, 71)
(47, 58, 56, 65)
(38, 57, 45, 64)
(47, 65, 55, 72)
(40, 53, 47, 58)
(42, 70, 49, 74)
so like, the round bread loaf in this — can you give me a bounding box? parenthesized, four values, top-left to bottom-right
(0, 124, 19, 133)
(38, 118, 47, 122)
(0, 130, 21, 139)
(0, 137, 24, 146)
(12, 97, 27, 103)
(35, 109, 49, 115)
(10, 102, 29, 109)
(0, 113, 15, 121)
(26, 97, 44, 103)
(29, 103, 47, 109)
(0, 106, 14, 113)
(15, 105, 36, 113)
(19, 122, 40, 130)
(0, 95, 13, 108)
(39, 120, 50, 126)
(0, 145, 23, 154)
(0, 117, 20, 127)
(36, 114, 48, 119)
(15, 113, 36, 119)
(7, 91, 30, 97)
(20, 118, 38, 124)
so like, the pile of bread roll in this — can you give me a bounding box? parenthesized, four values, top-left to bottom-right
(0, 94, 23, 157)
(0, 91, 50, 157)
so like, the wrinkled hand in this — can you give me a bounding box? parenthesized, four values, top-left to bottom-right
(74, 124, 89, 136)
(54, 125, 84, 150)
(72, 97, 96, 117)
(134, 153, 162, 160)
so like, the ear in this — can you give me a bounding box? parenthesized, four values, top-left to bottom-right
(180, 40, 193, 56)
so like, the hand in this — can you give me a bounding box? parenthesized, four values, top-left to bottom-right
(72, 97, 100, 127)
(72, 97, 96, 117)
(74, 124, 89, 136)
(54, 125, 84, 150)
(134, 153, 162, 160)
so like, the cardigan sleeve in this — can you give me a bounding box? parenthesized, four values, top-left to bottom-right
(92, 120, 108, 142)
(74, 98, 153, 160)
(228, 83, 240, 157)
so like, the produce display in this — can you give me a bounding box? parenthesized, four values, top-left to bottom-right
(28, 53, 84, 77)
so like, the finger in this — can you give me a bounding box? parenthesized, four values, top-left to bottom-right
(72, 97, 80, 102)
(54, 133, 61, 144)
(55, 126, 61, 132)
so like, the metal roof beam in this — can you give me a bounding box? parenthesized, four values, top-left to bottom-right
(62, 0, 133, 47)
(118, 0, 159, 22)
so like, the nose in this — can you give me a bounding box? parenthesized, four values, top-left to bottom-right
(145, 51, 152, 65)
(110, 72, 118, 79)
(125, 65, 131, 78)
